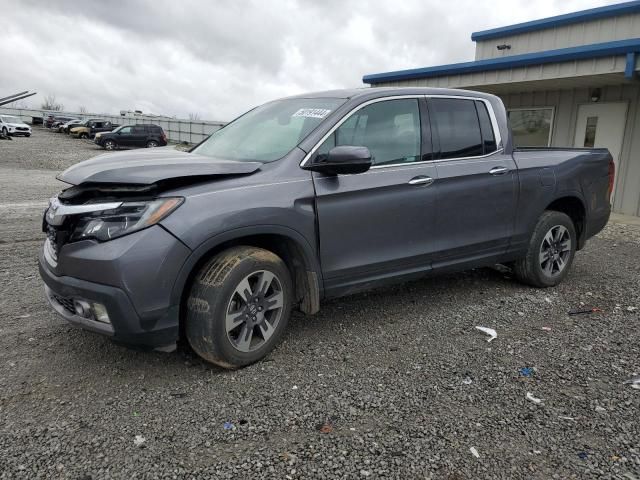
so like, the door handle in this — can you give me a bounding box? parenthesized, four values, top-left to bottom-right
(489, 166, 509, 176)
(408, 176, 434, 186)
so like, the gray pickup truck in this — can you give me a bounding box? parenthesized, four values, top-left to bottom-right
(39, 87, 613, 368)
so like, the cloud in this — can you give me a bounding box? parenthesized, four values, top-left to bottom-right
(0, 0, 621, 120)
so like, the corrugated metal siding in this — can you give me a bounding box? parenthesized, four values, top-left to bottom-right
(475, 13, 640, 60)
(371, 56, 627, 90)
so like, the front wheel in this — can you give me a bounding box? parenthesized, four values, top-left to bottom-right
(513, 211, 576, 287)
(79, 132, 89, 139)
(1, 127, 8, 136)
(185, 246, 293, 369)
(103, 139, 116, 150)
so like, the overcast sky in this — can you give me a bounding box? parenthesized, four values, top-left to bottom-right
(1, 0, 621, 120)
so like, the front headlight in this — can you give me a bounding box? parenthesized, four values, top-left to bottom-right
(70, 197, 183, 242)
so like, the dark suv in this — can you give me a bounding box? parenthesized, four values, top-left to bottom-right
(95, 124, 167, 150)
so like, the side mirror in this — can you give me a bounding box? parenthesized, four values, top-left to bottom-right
(304, 145, 372, 175)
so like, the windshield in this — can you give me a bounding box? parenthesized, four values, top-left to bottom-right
(192, 97, 345, 162)
(2, 116, 21, 124)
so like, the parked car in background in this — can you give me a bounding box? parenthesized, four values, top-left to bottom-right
(60, 119, 83, 133)
(39, 88, 613, 369)
(70, 119, 117, 139)
(0, 115, 32, 137)
(95, 124, 167, 150)
(50, 117, 77, 130)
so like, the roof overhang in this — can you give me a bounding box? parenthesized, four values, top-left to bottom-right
(471, 1, 640, 42)
(362, 38, 640, 85)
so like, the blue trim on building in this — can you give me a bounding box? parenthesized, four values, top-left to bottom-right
(363, 38, 640, 85)
(625, 52, 637, 78)
(471, 1, 640, 41)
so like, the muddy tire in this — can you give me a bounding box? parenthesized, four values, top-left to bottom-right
(185, 246, 293, 369)
(79, 132, 89, 139)
(513, 211, 577, 288)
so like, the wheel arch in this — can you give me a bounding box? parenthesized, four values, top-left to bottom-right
(170, 226, 322, 338)
(544, 195, 587, 249)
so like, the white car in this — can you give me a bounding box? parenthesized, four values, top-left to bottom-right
(0, 115, 32, 137)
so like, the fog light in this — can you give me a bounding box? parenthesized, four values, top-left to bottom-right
(91, 303, 111, 324)
(73, 299, 92, 318)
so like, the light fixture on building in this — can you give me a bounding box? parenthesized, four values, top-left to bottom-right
(496, 44, 511, 51)
(590, 88, 602, 102)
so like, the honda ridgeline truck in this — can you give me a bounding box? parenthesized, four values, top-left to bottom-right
(40, 88, 614, 368)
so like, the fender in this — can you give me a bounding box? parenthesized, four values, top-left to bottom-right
(168, 224, 323, 309)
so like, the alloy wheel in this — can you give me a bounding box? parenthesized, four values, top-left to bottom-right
(225, 270, 285, 352)
(539, 225, 571, 276)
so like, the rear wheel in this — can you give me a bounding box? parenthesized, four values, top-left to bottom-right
(513, 211, 576, 287)
(146, 140, 158, 148)
(103, 139, 117, 150)
(79, 132, 89, 139)
(185, 246, 292, 369)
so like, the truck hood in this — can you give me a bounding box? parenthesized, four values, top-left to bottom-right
(57, 148, 262, 185)
(5, 122, 29, 128)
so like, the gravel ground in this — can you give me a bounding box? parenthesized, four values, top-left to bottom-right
(0, 128, 639, 479)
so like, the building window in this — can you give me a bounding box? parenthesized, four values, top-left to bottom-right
(508, 108, 554, 147)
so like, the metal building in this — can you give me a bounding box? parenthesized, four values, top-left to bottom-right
(363, 1, 640, 216)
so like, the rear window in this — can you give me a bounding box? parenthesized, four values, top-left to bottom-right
(430, 98, 483, 159)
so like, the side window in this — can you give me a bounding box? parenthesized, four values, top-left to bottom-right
(119, 126, 133, 134)
(317, 99, 421, 166)
(132, 126, 146, 134)
(475, 101, 497, 154)
(430, 98, 483, 159)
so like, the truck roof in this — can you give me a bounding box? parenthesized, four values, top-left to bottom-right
(285, 87, 499, 102)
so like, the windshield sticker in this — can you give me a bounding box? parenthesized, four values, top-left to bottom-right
(292, 108, 331, 119)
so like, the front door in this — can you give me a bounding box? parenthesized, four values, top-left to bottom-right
(312, 97, 439, 295)
(574, 102, 627, 200)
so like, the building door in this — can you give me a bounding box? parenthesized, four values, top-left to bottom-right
(574, 102, 627, 199)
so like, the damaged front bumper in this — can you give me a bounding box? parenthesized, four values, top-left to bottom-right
(38, 225, 190, 349)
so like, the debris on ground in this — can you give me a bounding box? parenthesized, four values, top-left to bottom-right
(462, 376, 473, 385)
(475, 326, 497, 343)
(595, 406, 607, 413)
(627, 306, 637, 312)
(223, 421, 234, 430)
(169, 392, 187, 398)
(469, 447, 480, 458)
(292, 385, 298, 390)
(519, 367, 534, 377)
(133, 435, 146, 447)
(558, 415, 576, 421)
(578, 451, 589, 460)
(317, 419, 334, 434)
(526, 392, 543, 404)
(623, 375, 640, 390)
(541, 326, 552, 331)
(568, 307, 602, 315)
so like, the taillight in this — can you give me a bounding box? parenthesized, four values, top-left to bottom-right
(607, 158, 615, 202)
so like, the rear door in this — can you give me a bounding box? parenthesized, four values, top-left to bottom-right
(312, 97, 439, 295)
(428, 97, 517, 267)
(130, 126, 148, 147)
